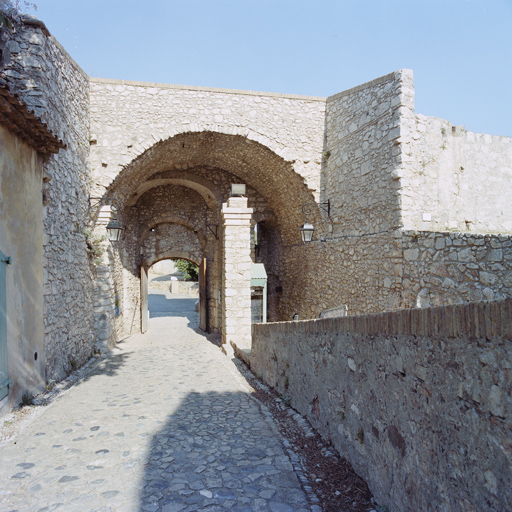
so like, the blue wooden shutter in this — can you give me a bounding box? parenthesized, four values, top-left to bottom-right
(0, 250, 11, 401)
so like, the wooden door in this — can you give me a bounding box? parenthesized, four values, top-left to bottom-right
(140, 260, 149, 333)
(199, 258, 208, 332)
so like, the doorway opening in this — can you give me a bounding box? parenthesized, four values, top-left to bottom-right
(141, 257, 207, 333)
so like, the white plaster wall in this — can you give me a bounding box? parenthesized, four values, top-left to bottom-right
(0, 124, 45, 414)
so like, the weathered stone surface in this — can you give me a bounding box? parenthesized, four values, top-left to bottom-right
(251, 299, 512, 512)
(402, 231, 512, 309)
(222, 197, 253, 349)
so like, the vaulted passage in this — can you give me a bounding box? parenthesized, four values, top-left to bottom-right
(94, 131, 321, 347)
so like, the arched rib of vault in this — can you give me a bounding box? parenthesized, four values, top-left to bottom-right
(139, 216, 207, 249)
(125, 171, 222, 210)
(106, 131, 324, 244)
(125, 125, 298, 174)
(147, 251, 201, 268)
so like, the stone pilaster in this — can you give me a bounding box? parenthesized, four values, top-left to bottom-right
(221, 197, 253, 351)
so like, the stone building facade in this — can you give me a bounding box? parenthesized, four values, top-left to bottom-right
(0, 81, 65, 415)
(0, 16, 511, 410)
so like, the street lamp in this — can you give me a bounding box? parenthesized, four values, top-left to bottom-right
(106, 217, 124, 242)
(300, 220, 315, 243)
(89, 196, 125, 242)
(300, 200, 331, 243)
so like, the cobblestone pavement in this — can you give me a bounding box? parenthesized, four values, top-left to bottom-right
(0, 291, 314, 512)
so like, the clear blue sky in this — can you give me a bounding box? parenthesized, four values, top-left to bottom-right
(31, 0, 511, 137)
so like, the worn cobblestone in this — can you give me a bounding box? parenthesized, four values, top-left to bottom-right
(0, 292, 312, 512)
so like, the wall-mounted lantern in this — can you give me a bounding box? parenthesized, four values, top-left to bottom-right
(300, 200, 331, 243)
(207, 225, 219, 239)
(89, 196, 124, 242)
(230, 184, 246, 196)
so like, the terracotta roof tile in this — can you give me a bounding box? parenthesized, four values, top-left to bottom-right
(0, 81, 66, 155)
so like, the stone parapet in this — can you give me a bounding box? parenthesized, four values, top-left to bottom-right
(250, 298, 512, 512)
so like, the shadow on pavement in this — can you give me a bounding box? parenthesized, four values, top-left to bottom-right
(78, 350, 133, 384)
(140, 390, 310, 512)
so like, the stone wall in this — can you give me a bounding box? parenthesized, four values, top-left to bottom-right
(402, 231, 512, 308)
(0, 123, 45, 414)
(88, 78, 326, 199)
(1, 19, 95, 380)
(169, 281, 199, 296)
(272, 71, 414, 320)
(323, 70, 413, 235)
(279, 232, 403, 319)
(222, 197, 253, 349)
(250, 300, 512, 512)
(401, 114, 512, 234)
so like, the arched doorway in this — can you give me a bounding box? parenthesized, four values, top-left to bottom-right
(141, 258, 205, 333)
(92, 131, 325, 349)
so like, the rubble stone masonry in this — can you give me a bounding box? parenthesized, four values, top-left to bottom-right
(2, 20, 94, 380)
(250, 299, 512, 512)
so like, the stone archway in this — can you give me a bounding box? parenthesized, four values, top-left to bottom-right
(92, 131, 328, 350)
(141, 252, 204, 334)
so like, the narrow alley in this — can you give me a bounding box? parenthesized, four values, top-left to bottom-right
(0, 290, 313, 512)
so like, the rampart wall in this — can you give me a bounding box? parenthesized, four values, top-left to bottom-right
(280, 71, 412, 319)
(2, 20, 95, 380)
(402, 230, 512, 308)
(401, 114, 512, 234)
(323, 69, 413, 234)
(249, 299, 512, 512)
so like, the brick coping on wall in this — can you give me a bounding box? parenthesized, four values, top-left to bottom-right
(252, 298, 512, 341)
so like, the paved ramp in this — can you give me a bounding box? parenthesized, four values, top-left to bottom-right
(0, 291, 311, 511)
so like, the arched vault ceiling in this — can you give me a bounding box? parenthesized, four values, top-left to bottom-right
(125, 171, 221, 210)
(107, 131, 323, 244)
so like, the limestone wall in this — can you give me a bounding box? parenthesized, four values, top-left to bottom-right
(169, 281, 199, 296)
(2, 20, 95, 380)
(324, 70, 414, 234)
(401, 115, 512, 233)
(279, 232, 403, 319)
(89, 78, 326, 197)
(402, 231, 512, 308)
(250, 300, 512, 512)
(271, 71, 414, 321)
(222, 197, 253, 349)
(0, 124, 45, 414)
